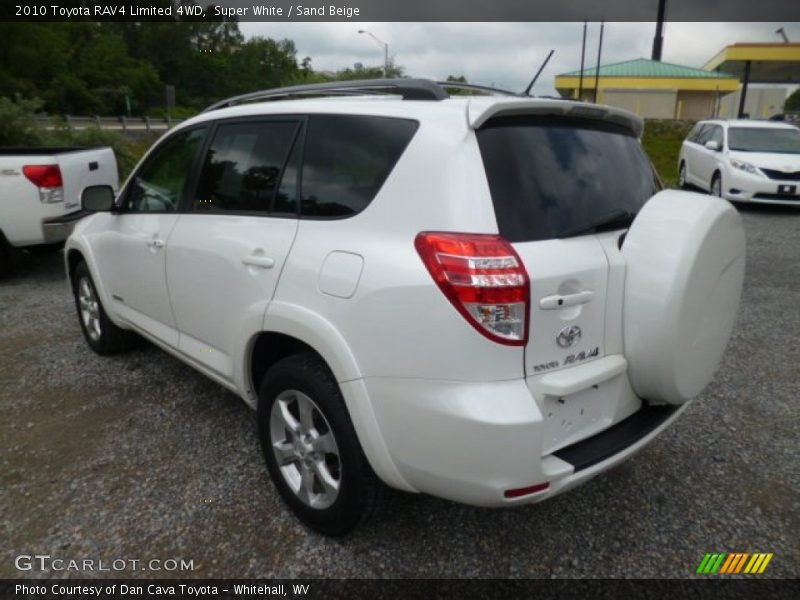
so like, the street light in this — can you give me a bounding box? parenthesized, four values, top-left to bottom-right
(358, 29, 389, 77)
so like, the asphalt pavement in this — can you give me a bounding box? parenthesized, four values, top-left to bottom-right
(1, 204, 798, 579)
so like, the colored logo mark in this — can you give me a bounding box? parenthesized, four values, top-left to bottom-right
(696, 552, 773, 574)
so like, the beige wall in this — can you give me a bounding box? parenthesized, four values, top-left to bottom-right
(718, 86, 789, 119)
(676, 91, 720, 120)
(599, 89, 677, 119)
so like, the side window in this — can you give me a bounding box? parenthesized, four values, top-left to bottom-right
(300, 115, 418, 218)
(693, 125, 712, 144)
(273, 131, 302, 215)
(124, 127, 206, 213)
(193, 120, 299, 213)
(708, 126, 724, 146)
(687, 123, 704, 143)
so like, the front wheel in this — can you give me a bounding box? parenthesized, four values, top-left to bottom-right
(711, 172, 722, 197)
(257, 352, 383, 536)
(678, 162, 687, 189)
(72, 261, 137, 355)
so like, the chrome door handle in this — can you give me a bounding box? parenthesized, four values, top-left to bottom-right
(539, 290, 594, 310)
(146, 238, 165, 249)
(242, 255, 275, 269)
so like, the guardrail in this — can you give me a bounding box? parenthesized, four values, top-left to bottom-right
(34, 115, 187, 132)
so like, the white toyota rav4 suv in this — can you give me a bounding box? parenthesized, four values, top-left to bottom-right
(678, 119, 800, 205)
(65, 79, 746, 535)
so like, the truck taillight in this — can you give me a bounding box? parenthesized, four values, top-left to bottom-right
(23, 164, 64, 203)
(415, 232, 530, 346)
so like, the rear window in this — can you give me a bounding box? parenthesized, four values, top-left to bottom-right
(477, 116, 660, 243)
(300, 115, 418, 218)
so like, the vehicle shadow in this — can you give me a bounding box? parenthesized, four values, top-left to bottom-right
(0, 247, 67, 285)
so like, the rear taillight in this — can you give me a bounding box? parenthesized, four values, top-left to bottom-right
(415, 231, 530, 346)
(23, 164, 64, 203)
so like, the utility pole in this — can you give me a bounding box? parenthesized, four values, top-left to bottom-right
(358, 30, 389, 77)
(578, 22, 587, 100)
(652, 0, 667, 60)
(593, 22, 605, 104)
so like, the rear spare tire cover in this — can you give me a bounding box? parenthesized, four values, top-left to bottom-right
(622, 190, 745, 405)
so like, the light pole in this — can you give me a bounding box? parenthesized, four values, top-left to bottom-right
(358, 29, 389, 77)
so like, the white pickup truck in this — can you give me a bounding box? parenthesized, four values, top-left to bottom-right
(0, 147, 118, 275)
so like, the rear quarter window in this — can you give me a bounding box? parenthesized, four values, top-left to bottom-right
(476, 115, 660, 243)
(299, 115, 418, 218)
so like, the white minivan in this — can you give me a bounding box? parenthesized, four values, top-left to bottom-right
(678, 119, 800, 205)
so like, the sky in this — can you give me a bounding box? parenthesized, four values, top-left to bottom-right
(239, 22, 799, 95)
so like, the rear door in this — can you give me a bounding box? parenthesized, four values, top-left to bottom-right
(166, 117, 302, 383)
(476, 116, 660, 377)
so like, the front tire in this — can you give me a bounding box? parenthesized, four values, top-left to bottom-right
(72, 261, 137, 355)
(678, 162, 687, 189)
(257, 352, 382, 536)
(711, 172, 722, 197)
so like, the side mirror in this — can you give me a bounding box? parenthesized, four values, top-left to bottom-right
(704, 140, 721, 152)
(82, 185, 115, 212)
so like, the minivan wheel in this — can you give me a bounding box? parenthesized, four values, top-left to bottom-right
(711, 172, 722, 197)
(678, 162, 687, 188)
(257, 352, 382, 536)
(72, 262, 137, 355)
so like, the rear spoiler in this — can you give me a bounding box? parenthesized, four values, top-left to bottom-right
(467, 98, 644, 138)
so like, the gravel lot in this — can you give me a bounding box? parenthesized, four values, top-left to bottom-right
(1, 205, 798, 579)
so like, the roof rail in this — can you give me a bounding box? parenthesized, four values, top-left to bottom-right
(436, 81, 520, 97)
(203, 78, 449, 112)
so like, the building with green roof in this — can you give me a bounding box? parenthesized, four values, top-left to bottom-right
(555, 58, 740, 119)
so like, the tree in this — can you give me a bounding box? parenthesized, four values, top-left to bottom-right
(785, 88, 800, 113)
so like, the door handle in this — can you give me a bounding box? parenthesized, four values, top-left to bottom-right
(145, 238, 165, 249)
(242, 255, 275, 269)
(539, 290, 594, 310)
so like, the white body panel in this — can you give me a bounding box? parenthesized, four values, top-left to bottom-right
(166, 214, 299, 384)
(65, 94, 744, 507)
(88, 213, 180, 346)
(0, 147, 117, 247)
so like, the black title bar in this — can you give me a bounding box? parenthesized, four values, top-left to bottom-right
(2, 0, 800, 22)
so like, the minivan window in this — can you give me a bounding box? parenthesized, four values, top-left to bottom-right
(688, 123, 708, 143)
(300, 115, 418, 218)
(193, 120, 299, 213)
(477, 116, 660, 243)
(728, 127, 800, 154)
(708, 125, 724, 147)
(694, 125, 714, 145)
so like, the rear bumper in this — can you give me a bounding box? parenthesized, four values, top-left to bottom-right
(41, 209, 91, 243)
(365, 356, 688, 506)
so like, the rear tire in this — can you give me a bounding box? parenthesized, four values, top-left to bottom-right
(72, 261, 138, 355)
(257, 352, 383, 536)
(678, 162, 687, 189)
(0, 243, 10, 279)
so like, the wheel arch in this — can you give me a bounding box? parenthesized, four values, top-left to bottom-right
(244, 304, 413, 492)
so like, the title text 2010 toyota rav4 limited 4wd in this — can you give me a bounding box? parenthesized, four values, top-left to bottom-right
(65, 79, 746, 535)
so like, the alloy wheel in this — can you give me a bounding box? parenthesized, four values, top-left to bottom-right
(78, 277, 102, 342)
(269, 390, 341, 509)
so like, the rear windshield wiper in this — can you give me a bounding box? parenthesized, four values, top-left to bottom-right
(557, 209, 636, 239)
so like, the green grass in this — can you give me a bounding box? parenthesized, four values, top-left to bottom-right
(642, 119, 695, 188)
